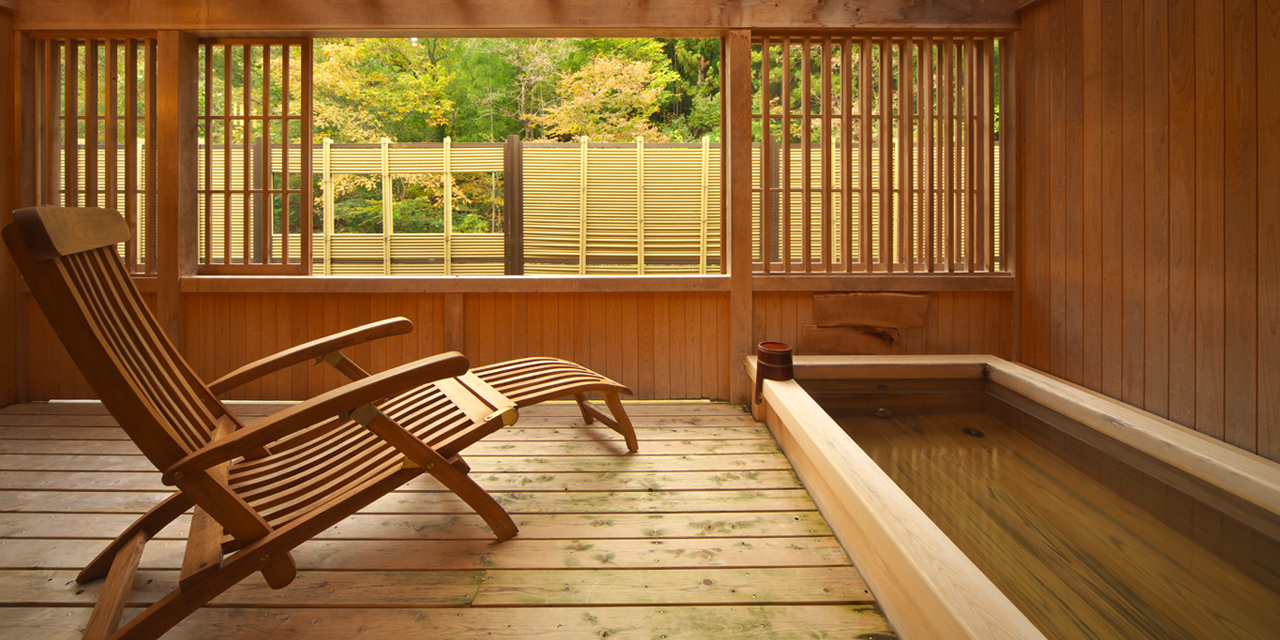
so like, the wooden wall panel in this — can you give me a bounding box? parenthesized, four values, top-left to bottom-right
(0, 11, 14, 407)
(25, 291, 730, 402)
(753, 291, 1012, 359)
(1020, 0, 1278, 461)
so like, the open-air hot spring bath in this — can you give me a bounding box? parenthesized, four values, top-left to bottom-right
(749, 355, 1280, 640)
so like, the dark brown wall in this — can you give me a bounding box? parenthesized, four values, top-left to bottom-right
(0, 9, 16, 406)
(1018, 0, 1280, 460)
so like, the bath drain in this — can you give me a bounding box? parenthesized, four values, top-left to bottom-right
(963, 428, 986, 438)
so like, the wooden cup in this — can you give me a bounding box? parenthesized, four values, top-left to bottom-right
(755, 342, 793, 404)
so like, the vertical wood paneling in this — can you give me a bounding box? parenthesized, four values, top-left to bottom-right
(1063, 0, 1085, 384)
(752, 291, 1013, 359)
(1048, 0, 1067, 375)
(1168, 0, 1198, 428)
(1143, 0, 1170, 417)
(1195, 0, 1226, 440)
(1020, 0, 1277, 461)
(1223, 0, 1258, 451)
(1259, 0, 1280, 460)
(1121, 0, 1146, 406)
(1101, 0, 1126, 399)
(1081, 0, 1104, 391)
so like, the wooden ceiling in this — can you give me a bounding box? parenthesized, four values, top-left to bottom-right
(10, 0, 1023, 34)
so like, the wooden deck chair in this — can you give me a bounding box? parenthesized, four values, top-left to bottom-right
(3, 205, 637, 640)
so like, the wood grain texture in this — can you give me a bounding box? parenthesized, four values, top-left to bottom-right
(0, 12, 16, 406)
(756, 291, 1013, 359)
(26, 292, 732, 402)
(155, 31, 199, 350)
(1018, 0, 1278, 461)
(811, 292, 930, 328)
(1259, 0, 1280, 460)
(727, 30, 754, 405)
(1223, 0, 1258, 451)
(757, 373, 1046, 640)
(10, 0, 1024, 32)
(0, 401, 894, 640)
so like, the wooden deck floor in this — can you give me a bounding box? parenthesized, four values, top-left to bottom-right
(0, 400, 894, 639)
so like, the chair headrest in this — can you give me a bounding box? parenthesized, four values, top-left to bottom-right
(10, 206, 131, 260)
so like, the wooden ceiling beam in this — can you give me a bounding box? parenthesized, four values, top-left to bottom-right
(13, 0, 1022, 34)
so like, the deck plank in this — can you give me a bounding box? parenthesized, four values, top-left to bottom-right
(0, 511, 832, 541)
(2, 604, 895, 640)
(0, 401, 894, 638)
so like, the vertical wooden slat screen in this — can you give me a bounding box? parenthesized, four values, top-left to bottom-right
(751, 33, 1008, 275)
(197, 39, 313, 275)
(29, 35, 157, 274)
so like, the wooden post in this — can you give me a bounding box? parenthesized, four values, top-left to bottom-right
(1, 11, 19, 406)
(155, 30, 198, 349)
(443, 136, 452, 276)
(636, 137, 645, 274)
(444, 293, 465, 353)
(251, 136, 264, 263)
(578, 136, 589, 274)
(322, 137, 333, 274)
(727, 29, 754, 404)
(380, 136, 391, 275)
(1006, 33, 1021, 362)
(699, 135, 710, 274)
(503, 134, 524, 275)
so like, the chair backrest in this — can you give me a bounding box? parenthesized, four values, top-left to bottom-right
(4, 206, 226, 471)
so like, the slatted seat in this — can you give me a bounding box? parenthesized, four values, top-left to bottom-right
(3, 205, 637, 640)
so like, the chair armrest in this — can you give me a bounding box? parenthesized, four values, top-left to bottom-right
(164, 351, 468, 484)
(208, 317, 414, 395)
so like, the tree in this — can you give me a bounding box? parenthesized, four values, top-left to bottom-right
(313, 38, 455, 143)
(661, 38, 722, 141)
(535, 55, 677, 142)
(472, 38, 575, 139)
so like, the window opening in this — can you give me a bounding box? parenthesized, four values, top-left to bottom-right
(30, 36, 157, 274)
(753, 34, 1006, 274)
(308, 37, 722, 276)
(196, 39, 314, 274)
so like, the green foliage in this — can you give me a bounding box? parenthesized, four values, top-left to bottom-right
(535, 56, 677, 142)
(314, 38, 456, 142)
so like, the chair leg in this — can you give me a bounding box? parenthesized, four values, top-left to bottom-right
(78, 492, 194, 584)
(573, 391, 639, 453)
(362, 410, 519, 542)
(424, 456, 519, 542)
(573, 393, 596, 425)
(602, 390, 640, 453)
(108, 535, 297, 640)
(82, 531, 147, 640)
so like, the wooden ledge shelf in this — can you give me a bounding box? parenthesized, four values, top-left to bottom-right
(752, 274, 1016, 292)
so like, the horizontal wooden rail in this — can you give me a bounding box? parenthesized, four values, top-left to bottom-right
(179, 274, 732, 294)
(752, 273, 1014, 292)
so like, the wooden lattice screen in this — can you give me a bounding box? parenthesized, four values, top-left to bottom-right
(30, 36, 158, 274)
(197, 39, 313, 274)
(753, 34, 1008, 274)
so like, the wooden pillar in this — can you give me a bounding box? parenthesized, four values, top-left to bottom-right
(727, 29, 754, 404)
(444, 293, 465, 353)
(1, 9, 18, 406)
(503, 134, 524, 275)
(155, 31, 198, 349)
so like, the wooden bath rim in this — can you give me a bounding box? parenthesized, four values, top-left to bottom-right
(745, 354, 1280, 640)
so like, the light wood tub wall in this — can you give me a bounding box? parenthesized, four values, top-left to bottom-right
(746, 354, 1280, 640)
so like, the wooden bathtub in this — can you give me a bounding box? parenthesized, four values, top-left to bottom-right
(747, 354, 1280, 640)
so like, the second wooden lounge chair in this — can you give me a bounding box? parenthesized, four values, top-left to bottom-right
(3, 205, 637, 640)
